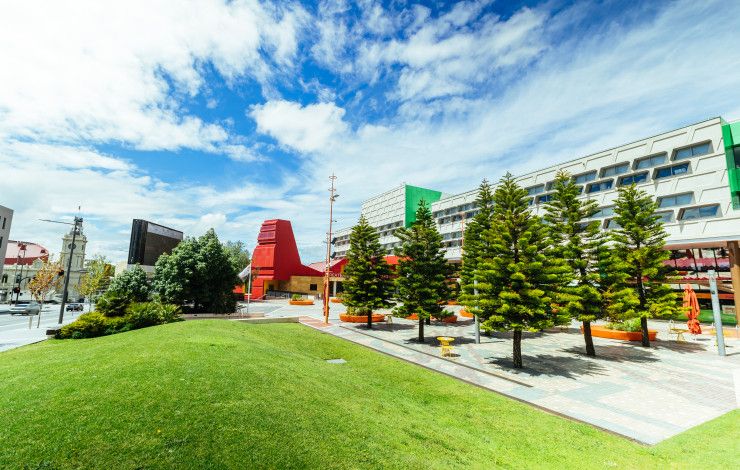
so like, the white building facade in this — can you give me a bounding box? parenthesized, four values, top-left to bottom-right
(334, 117, 740, 315)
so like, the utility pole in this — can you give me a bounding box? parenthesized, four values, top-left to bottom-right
(40, 216, 83, 325)
(323, 174, 338, 324)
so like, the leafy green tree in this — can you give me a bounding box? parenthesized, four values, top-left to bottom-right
(108, 264, 150, 302)
(460, 179, 495, 314)
(544, 171, 608, 356)
(394, 201, 451, 342)
(223, 240, 251, 273)
(608, 185, 679, 347)
(78, 255, 114, 308)
(473, 173, 567, 368)
(342, 216, 393, 328)
(152, 229, 238, 313)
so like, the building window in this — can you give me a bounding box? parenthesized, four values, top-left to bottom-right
(654, 163, 689, 179)
(536, 193, 554, 204)
(573, 171, 597, 184)
(674, 142, 711, 161)
(592, 206, 614, 218)
(618, 172, 648, 186)
(658, 193, 693, 208)
(526, 184, 545, 195)
(600, 163, 630, 178)
(586, 180, 613, 193)
(604, 218, 621, 229)
(734, 146, 740, 168)
(655, 211, 673, 223)
(679, 204, 720, 220)
(635, 153, 667, 169)
(309, 284, 317, 291)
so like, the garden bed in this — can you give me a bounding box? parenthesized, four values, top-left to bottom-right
(407, 314, 457, 323)
(339, 313, 385, 323)
(582, 325, 657, 341)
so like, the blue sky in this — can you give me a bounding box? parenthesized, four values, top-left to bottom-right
(1, 0, 740, 263)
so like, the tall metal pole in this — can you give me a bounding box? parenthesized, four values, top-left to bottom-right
(323, 174, 337, 324)
(708, 270, 726, 356)
(58, 217, 82, 324)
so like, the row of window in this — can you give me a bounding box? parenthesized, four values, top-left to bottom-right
(433, 202, 478, 219)
(530, 162, 691, 204)
(525, 141, 710, 198)
(602, 204, 719, 228)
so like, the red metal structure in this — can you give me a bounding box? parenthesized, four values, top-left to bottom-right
(250, 220, 322, 299)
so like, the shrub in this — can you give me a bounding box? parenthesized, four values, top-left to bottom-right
(291, 294, 302, 301)
(57, 302, 182, 340)
(607, 317, 642, 332)
(57, 312, 111, 339)
(125, 302, 183, 329)
(96, 291, 132, 317)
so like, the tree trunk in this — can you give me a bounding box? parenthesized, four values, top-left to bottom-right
(418, 317, 424, 342)
(640, 316, 650, 347)
(367, 311, 372, 329)
(582, 320, 595, 357)
(513, 329, 523, 368)
(425, 316, 431, 325)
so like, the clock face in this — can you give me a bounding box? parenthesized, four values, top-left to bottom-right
(68, 243, 77, 250)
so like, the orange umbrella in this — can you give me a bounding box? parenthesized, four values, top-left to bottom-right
(682, 284, 702, 335)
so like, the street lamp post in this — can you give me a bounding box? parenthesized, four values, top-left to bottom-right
(323, 174, 338, 324)
(40, 216, 83, 324)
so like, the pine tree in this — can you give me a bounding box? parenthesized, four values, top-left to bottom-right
(460, 179, 495, 316)
(394, 200, 451, 342)
(474, 173, 567, 368)
(544, 171, 606, 356)
(608, 185, 679, 347)
(342, 216, 394, 328)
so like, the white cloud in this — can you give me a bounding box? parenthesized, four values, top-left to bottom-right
(0, 0, 305, 151)
(250, 100, 349, 152)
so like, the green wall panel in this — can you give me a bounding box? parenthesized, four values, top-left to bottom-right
(404, 185, 442, 227)
(721, 120, 740, 209)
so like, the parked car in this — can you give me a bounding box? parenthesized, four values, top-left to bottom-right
(66, 303, 84, 312)
(10, 302, 41, 316)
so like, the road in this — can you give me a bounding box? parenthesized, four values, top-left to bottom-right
(0, 304, 87, 352)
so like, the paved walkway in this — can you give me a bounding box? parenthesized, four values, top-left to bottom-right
(0, 306, 86, 352)
(261, 300, 740, 445)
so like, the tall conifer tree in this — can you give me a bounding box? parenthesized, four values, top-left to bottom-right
(342, 216, 394, 328)
(544, 171, 606, 356)
(394, 201, 451, 342)
(460, 179, 495, 314)
(609, 185, 679, 347)
(473, 173, 566, 368)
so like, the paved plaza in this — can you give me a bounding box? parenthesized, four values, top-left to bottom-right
(243, 300, 740, 445)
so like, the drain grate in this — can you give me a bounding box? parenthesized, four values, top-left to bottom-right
(325, 358, 346, 364)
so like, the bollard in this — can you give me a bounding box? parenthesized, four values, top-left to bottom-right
(708, 270, 726, 356)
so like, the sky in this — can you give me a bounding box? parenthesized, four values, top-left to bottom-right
(2, 0, 740, 264)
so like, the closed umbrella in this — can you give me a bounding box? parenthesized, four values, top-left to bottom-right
(682, 284, 702, 335)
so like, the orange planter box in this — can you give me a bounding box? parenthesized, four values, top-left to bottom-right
(330, 297, 343, 303)
(407, 314, 458, 323)
(339, 313, 385, 323)
(447, 300, 459, 306)
(289, 300, 315, 306)
(459, 309, 473, 318)
(583, 325, 657, 341)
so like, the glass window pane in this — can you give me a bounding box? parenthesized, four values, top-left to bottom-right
(636, 153, 666, 169)
(602, 163, 629, 177)
(656, 211, 673, 223)
(675, 148, 692, 160)
(527, 184, 544, 195)
(733, 146, 740, 168)
(672, 163, 689, 175)
(676, 193, 693, 205)
(573, 171, 597, 184)
(691, 143, 711, 156)
(699, 205, 719, 217)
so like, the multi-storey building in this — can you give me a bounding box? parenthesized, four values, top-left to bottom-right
(0, 205, 13, 300)
(333, 117, 740, 316)
(333, 184, 443, 258)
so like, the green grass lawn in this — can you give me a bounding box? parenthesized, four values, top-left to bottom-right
(698, 309, 737, 326)
(1, 321, 737, 469)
